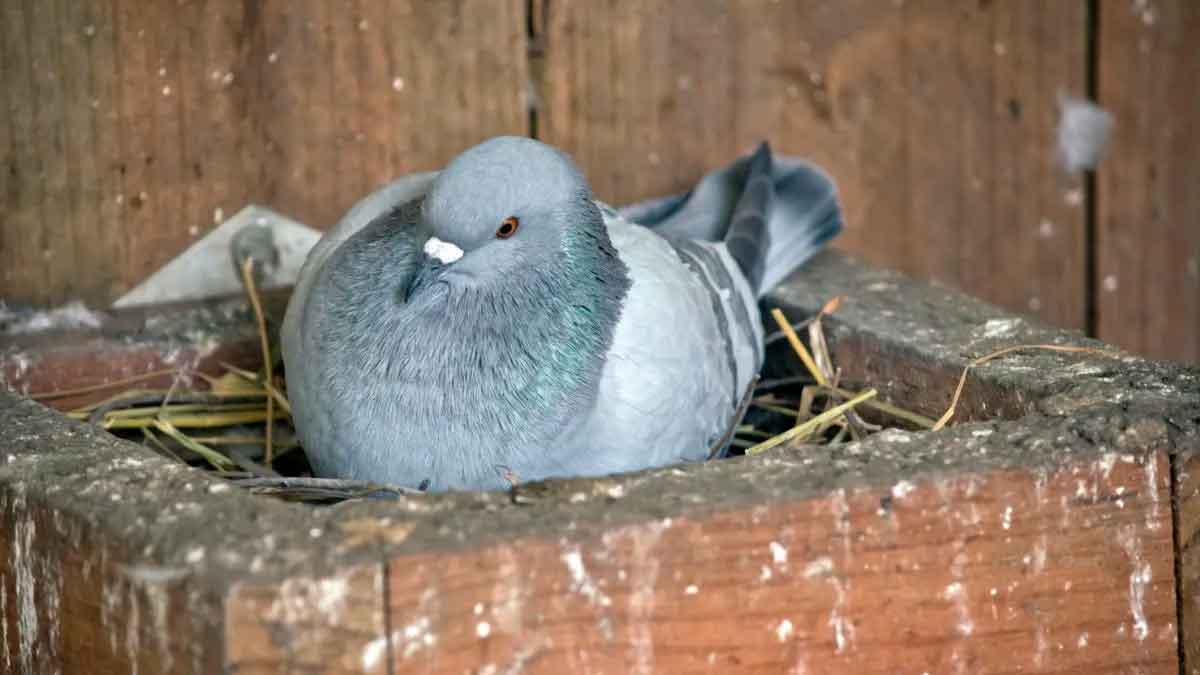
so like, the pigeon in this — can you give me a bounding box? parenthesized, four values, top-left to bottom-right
(282, 136, 841, 492)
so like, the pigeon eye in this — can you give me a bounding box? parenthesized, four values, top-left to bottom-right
(496, 216, 519, 239)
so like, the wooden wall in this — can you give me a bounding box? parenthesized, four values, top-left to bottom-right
(1, 0, 1196, 364)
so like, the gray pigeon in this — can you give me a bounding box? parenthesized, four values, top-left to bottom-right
(282, 136, 841, 492)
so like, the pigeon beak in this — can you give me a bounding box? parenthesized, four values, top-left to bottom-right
(423, 236, 464, 264)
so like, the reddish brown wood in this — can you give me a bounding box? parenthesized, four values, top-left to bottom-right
(0, 487, 224, 674)
(0, 292, 288, 411)
(379, 455, 1176, 674)
(1096, 0, 1200, 364)
(225, 564, 387, 674)
(1179, 450, 1200, 675)
(538, 0, 1089, 331)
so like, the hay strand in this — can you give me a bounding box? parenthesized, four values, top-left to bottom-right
(30, 368, 182, 401)
(240, 258, 276, 463)
(770, 308, 827, 387)
(932, 344, 1120, 430)
(745, 388, 877, 456)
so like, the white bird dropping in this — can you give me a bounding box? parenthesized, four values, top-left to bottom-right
(423, 236, 464, 264)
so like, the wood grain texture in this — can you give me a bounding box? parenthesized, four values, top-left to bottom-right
(0, 491, 225, 674)
(0, 0, 528, 307)
(1096, 0, 1200, 364)
(384, 455, 1176, 674)
(538, 0, 1090, 330)
(1179, 450, 1200, 675)
(225, 564, 388, 674)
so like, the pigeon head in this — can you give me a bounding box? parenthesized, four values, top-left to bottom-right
(421, 136, 600, 287)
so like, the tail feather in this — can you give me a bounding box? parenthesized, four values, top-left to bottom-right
(619, 143, 842, 297)
(723, 142, 774, 293)
(757, 156, 841, 294)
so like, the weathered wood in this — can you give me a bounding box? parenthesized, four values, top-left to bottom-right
(1180, 448, 1200, 675)
(538, 0, 1090, 331)
(1096, 0, 1200, 364)
(0, 291, 289, 411)
(226, 564, 387, 674)
(386, 456, 1175, 674)
(0, 390, 392, 673)
(0, 491, 224, 673)
(2, 251, 1197, 673)
(0, 0, 528, 307)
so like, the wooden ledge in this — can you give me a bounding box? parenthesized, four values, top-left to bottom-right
(1, 251, 1198, 674)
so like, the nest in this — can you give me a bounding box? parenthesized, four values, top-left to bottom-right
(36, 259, 1106, 504)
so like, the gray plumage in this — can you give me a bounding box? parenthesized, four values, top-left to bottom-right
(282, 136, 841, 492)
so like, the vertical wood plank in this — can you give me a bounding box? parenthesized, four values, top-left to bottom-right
(1179, 450, 1200, 675)
(2, 2, 47, 300)
(0, 0, 528, 307)
(57, 0, 121, 301)
(258, 0, 530, 228)
(539, 0, 1090, 330)
(1096, 0, 1200, 364)
(111, 0, 158, 291)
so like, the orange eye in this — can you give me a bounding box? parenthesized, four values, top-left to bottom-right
(496, 216, 519, 239)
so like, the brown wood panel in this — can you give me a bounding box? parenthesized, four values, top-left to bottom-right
(2, 2, 50, 301)
(1096, 0, 1200, 364)
(0, 0, 528, 307)
(384, 454, 1176, 674)
(0, 493, 226, 674)
(1179, 450, 1200, 675)
(226, 564, 388, 674)
(539, 0, 1090, 330)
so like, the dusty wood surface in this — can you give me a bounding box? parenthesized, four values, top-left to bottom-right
(1096, 0, 1200, 364)
(225, 563, 386, 674)
(537, 0, 1090, 332)
(0, 489, 224, 674)
(0, 290, 289, 411)
(1180, 449, 1200, 675)
(385, 455, 1175, 674)
(0, 0, 527, 307)
(1176, 441, 1195, 672)
(0, 390, 391, 674)
(1, 251, 1197, 672)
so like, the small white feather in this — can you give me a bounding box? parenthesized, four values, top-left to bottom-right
(1057, 95, 1114, 172)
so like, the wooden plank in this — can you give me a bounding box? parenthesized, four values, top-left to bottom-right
(539, 0, 1089, 330)
(1179, 450, 1200, 675)
(2, 2, 48, 301)
(0, 497, 226, 674)
(1096, 0, 1200, 363)
(56, 0, 120, 301)
(0, 384, 391, 674)
(0, 0, 527, 307)
(384, 455, 1176, 674)
(0, 290, 290, 409)
(225, 565, 387, 674)
(257, 0, 529, 227)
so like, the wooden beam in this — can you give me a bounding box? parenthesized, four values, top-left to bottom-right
(1179, 450, 1200, 675)
(1096, 0, 1200, 363)
(226, 564, 387, 674)
(383, 455, 1175, 674)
